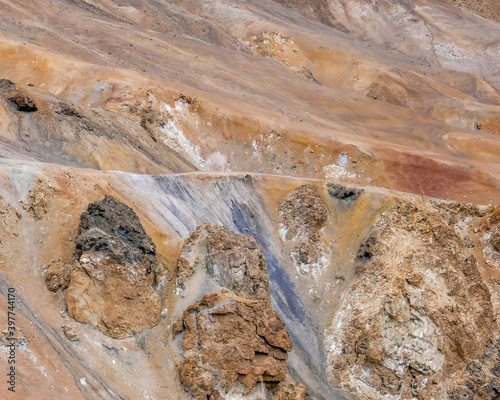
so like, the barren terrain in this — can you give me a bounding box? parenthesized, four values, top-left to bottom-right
(0, 1, 500, 399)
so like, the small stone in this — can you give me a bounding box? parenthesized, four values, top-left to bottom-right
(44, 259, 72, 292)
(272, 381, 313, 400)
(62, 325, 79, 341)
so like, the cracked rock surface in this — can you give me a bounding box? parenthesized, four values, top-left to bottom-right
(278, 184, 330, 275)
(326, 198, 496, 399)
(174, 290, 293, 399)
(177, 222, 270, 300)
(66, 195, 161, 339)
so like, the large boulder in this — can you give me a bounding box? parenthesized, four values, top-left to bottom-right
(277, 184, 330, 275)
(173, 290, 293, 398)
(66, 196, 161, 339)
(177, 222, 270, 300)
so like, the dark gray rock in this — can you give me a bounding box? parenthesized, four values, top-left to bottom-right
(327, 183, 362, 202)
(75, 195, 156, 266)
(9, 94, 38, 112)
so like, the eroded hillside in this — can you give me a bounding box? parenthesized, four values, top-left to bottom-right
(0, 0, 500, 399)
(1, 165, 500, 399)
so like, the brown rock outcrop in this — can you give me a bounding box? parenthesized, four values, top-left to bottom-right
(326, 199, 496, 399)
(1, 79, 38, 112)
(479, 208, 500, 270)
(43, 258, 72, 292)
(177, 223, 270, 300)
(277, 185, 330, 275)
(8, 93, 37, 112)
(66, 196, 161, 339)
(449, 333, 500, 399)
(272, 381, 314, 400)
(174, 290, 293, 399)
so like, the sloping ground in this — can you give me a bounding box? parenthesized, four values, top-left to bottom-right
(0, 0, 500, 399)
(438, 0, 500, 21)
(1, 163, 500, 399)
(276, 0, 500, 25)
(0, 0, 499, 202)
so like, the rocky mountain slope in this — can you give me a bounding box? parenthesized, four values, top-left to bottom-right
(0, 0, 500, 399)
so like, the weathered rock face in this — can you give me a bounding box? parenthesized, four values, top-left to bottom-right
(74, 195, 157, 265)
(43, 258, 72, 292)
(2, 0, 500, 397)
(277, 185, 330, 275)
(479, 207, 500, 271)
(8, 93, 38, 112)
(174, 223, 309, 398)
(326, 199, 496, 399)
(173, 290, 293, 399)
(271, 381, 314, 400)
(177, 222, 270, 300)
(66, 196, 161, 339)
(449, 332, 500, 399)
(0, 79, 38, 112)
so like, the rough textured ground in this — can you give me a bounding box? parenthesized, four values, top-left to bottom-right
(177, 222, 271, 301)
(0, 1, 500, 399)
(438, 0, 500, 21)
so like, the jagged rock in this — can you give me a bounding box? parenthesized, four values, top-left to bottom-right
(58, 105, 82, 118)
(289, 66, 321, 84)
(492, 230, 500, 253)
(177, 222, 270, 300)
(449, 333, 500, 399)
(326, 199, 497, 399)
(0, 78, 15, 91)
(327, 183, 362, 202)
(66, 196, 161, 339)
(8, 93, 37, 112)
(22, 187, 48, 220)
(277, 185, 329, 275)
(61, 325, 79, 341)
(74, 195, 156, 265)
(174, 290, 293, 399)
(477, 208, 500, 272)
(43, 258, 72, 292)
(356, 236, 376, 263)
(272, 381, 314, 400)
(278, 185, 328, 237)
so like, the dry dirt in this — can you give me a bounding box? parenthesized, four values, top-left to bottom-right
(0, 1, 500, 400)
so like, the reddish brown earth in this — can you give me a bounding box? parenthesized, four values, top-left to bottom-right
(0, 1, 500, 400)
(174, 290, 293, 398)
